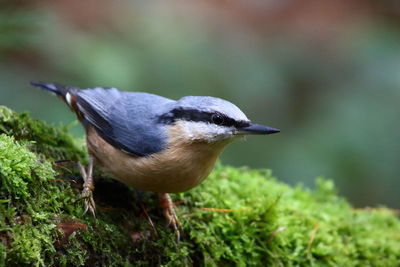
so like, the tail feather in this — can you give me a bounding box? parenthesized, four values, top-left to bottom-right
(30, 81, 69, 97)
(30, 81, 80, 113)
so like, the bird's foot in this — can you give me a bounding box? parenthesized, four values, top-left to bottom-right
(77, 158, 96, 217)
(82, 183, 96, 217)
(159, 193, 181, 242)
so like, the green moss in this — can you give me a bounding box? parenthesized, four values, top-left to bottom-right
(0, 106, 399, 266)
(9, 224, 56, 267)
(0, 134, 54, 199)
(180, 169, 400, 266)
(0, 106, 86, 162)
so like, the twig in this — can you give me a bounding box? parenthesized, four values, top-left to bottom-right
(268, 226, 286, 242)
(199, 207, 245, 212)
(307, 223, 320, 257)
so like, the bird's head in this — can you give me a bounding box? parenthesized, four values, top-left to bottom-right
(159, 96, 279, 144)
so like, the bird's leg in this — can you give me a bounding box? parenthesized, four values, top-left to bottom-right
(77, 158, 96, 217)
(158, 193, 181, 241)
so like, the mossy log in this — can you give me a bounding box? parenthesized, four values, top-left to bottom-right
(0, 105, 399, 266)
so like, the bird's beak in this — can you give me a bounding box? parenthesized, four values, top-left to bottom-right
(237, 123, 280, 135)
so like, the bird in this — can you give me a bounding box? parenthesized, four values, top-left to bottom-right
(31, 81, 280, 238)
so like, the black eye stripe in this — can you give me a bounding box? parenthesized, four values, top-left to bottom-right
(159, 108, 249, 128)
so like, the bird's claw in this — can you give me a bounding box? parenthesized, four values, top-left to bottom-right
(82, 184, 96, 217)
(77, 159, 96, 218)
(165, 203, 180, 238)
(159, 193, 182, 242)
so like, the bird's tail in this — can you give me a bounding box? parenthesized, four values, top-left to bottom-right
(30, 81, 71, 97)
(30, 81, 80, 111)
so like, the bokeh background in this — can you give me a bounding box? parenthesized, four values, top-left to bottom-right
(1, 0, 399, 208)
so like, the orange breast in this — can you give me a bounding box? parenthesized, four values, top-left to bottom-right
(86, 126, 228, 193)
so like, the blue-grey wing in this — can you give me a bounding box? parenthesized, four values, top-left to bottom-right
(75, 87, 174, 157)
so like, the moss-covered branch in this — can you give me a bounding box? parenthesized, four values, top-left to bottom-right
(0, 106, 399, 266)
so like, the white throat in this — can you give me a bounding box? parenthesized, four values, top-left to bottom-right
(176, 120, 236, 143)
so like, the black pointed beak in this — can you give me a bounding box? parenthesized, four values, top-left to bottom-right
(237, 123, 280, 135)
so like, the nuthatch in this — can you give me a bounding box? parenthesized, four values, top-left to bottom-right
(31, 82, 279, 237)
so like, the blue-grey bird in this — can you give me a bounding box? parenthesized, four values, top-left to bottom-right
(31, 82, 279, 236)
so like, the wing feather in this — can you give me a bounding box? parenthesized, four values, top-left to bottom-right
(74, 88, 174, 157)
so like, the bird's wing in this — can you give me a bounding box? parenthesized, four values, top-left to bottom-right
(75, 88, 174, 157)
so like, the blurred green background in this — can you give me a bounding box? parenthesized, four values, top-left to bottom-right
(1, 1, 399, 208)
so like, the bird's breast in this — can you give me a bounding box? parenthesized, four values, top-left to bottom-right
(86, 126, 228, 193)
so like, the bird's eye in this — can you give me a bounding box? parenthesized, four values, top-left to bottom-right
(211, 114, 225, 125)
